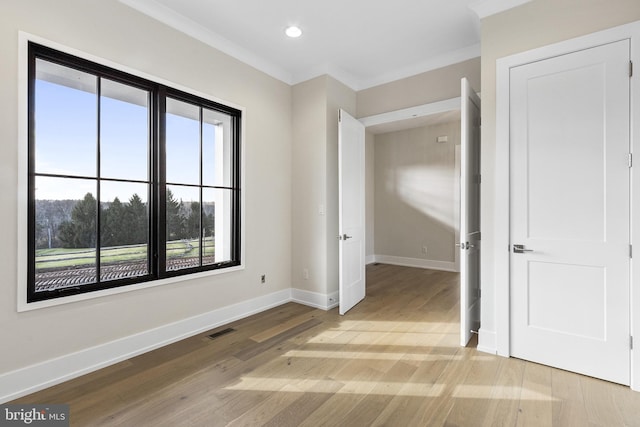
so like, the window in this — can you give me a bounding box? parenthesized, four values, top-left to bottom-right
(28, 43, 241, 303)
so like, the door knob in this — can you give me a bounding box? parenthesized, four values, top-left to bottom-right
(339, 234, 353, 240)
(513, 244, 533, 253)
(456, 242, 475, 250)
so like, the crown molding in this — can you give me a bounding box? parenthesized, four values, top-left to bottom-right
(121, 0, 480, 92)
(357, 43, 480, 91)
(119, 0, 294, 85)
(469, 0, 533, 19)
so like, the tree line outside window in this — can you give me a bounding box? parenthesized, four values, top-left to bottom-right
(36, 190, 213, 250)
(28, 42, 241, 302)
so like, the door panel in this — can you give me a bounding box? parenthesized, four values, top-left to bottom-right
(460, 78, 481, 346)
(339, 109, 366, 315)
(510, 40, 630, 384)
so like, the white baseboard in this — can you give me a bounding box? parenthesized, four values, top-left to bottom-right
(0, 289, 292, 404)
(291, 288, 338, 310)
(477, 328, 498, 355)
(365, 255, 376, 265)
(373, 255, 457, 272)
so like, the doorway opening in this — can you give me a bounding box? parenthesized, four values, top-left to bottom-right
(354, 85, 480, 347)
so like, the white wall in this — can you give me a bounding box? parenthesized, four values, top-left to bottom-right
(365, 131, 376, 261)
(373, 121, 460, 270)
(479, 0, 640, 352)
(291, 76, 356, 305)
(292, 77, 328, 296)
(1, 0, 292, 397)
(326, 78, 357, 295)
(357, 58, 480, 118)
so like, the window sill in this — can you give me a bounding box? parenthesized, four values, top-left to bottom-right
(17, 264, 245, 312)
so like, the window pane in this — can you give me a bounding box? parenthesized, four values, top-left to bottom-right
(166, 99, 200, 185)
(202, 188, 233, 265)
(35, 59, 97, 177)
(166, 185, 200, 271)
(101, 79, 149, 181)
(100, 181, 149, 281)
(35, 176, 97, 291)
(203, 109, 232, 187)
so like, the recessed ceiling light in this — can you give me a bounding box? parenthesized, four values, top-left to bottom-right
(285, 26, 302, 38)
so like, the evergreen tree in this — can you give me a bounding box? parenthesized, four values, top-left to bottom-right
(58, 192, 97, 248)
(186, 201, 201, 239)
(102, 197, 125, 247)
(124, 193, 148, 245)
(166, 188, 185, 241)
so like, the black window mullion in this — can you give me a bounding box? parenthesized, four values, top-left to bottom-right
(232, 115, 242, 262)
(157, 88, 167, 277)
(199, 107, 204, 267)
(27, 44, 37, 302)
(148, 88, 158, 278)
(95, 76, 102, 284)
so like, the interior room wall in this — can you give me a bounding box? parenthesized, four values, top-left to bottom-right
(325, 77, 357, 296)
(365, 131, 375, 262)
(356, 58, 480, 118)
(373, 121, 460, 270)
(292, 77, 328, 297)
(0, 0, 292, 393)
(291, 75, 356, 305)
(479, 0, 640, 352)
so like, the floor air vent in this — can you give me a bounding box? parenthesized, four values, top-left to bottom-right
(208, 328, 235, 340)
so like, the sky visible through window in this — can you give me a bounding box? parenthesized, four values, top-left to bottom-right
(35, 78, 215, 203)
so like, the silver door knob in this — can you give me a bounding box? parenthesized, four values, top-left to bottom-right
(339, 234, 353, 240)
(513, 244, 533, 253)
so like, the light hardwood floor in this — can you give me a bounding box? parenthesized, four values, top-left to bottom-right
(13, 264, 640, 426)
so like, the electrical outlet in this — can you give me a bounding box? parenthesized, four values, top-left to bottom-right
(421, 246, 428, 255)
(303, 268, 309, 280)
(261, 274, 266, 284)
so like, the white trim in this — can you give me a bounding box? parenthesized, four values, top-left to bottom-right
(494, 20, 640, 389)
(291, 288, 339, 311)
(118, 0, 293, 85)
(477, 328, 497, 354)
(359, 97, 461, 129)
(119, 0, 479, 92)
(17, 32, 247, 312)
(355, 44, 480, 91)
(0, 289, 292, 404)
(469, 0, 532, 19)
(365, 255, 376, 265)
(374, 255, 457, 272)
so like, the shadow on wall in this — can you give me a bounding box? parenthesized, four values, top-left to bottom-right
(373, 120, 461, 264)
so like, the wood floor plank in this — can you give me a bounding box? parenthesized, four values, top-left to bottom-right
(480, 356, 526, 427)
(515, 362, 553, 427)
(249, 309, 322, 343)
(233, 318, 322, 361)
(11, 264, 640, 427)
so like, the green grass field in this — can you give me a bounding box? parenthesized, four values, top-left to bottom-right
(36, 238, 215, 270)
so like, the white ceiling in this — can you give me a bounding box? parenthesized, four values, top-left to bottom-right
(120, 0, 487, 90)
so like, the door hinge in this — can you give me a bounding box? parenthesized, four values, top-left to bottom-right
(630, 244, 633, 258)
(631, 336, 634, 350)
(629, 153, 633, 168)
(631, 61, 634, 78)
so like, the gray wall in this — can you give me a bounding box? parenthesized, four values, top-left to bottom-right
(1, 0, 292, 375)
(374, 121, 460, 267)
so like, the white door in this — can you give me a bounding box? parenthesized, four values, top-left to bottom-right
(338, 109, 366, 315)
(510, 40, 631, 384)
(460, 78, 481, 346)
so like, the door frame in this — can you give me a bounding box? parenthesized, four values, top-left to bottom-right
(494, 20, 640, 390)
